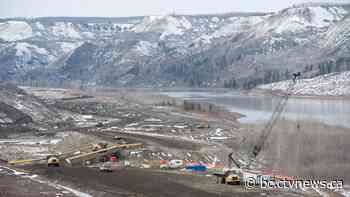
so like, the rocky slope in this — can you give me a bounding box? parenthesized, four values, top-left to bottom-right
(0, 3, 350, 88)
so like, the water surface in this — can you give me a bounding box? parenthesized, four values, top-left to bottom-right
(160, 90, 350, 128)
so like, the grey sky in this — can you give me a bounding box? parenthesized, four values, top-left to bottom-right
(1, 0, 350, 18)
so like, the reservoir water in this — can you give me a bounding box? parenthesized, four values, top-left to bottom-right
(160, 90, 350, 128)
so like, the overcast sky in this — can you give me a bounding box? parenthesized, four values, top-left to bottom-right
(1, 0, 350, 18)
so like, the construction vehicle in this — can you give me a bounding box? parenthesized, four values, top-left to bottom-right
(9, 155, 61, 167)
(196, 122, 210, 129)
(220, 169, 243, 185)
(8, 143, 104, 167)
(8, 159, 39, 165)
(47, 155, 60, 167)
(218, 77, 298, 185)
(65, 143, 143, 165)
(92, 142, 108, 151)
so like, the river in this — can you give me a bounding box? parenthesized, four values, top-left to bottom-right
(160, 90, 350, 128)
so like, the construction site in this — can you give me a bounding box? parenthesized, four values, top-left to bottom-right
(0, 83, 349, 197)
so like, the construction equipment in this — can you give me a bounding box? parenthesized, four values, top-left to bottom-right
(92, 142, 108, 151)
(196, 122, 210, 129)
(8, 143, 102, 167)
(47, 155, 60, 167)
(218, 78, 297, 185)
(65, 143, 143, 165)
(8, 159, 41, 165)
(8, 156, 60, 167)
(220, 169, 243, 185)
(246, 80, 295, 168)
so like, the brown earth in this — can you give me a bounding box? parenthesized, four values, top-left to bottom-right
(24, 164, 303, 197)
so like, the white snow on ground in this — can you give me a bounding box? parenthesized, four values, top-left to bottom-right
(132, 15, 192, 39)
(51, 22, 81, 39)
(323, 17, 350, 48)
(15, 42, 48, 56)
(308, 6, 337, 27)
(134, 41, 157, 56)
(121, 129, 203, 143)
(0, 21, 33, 41)
(256, 5, 348, 35)
(194, 16, 265, 45)
(212, 16, 264, 38)
(0, 138, 62, 145)
(258, 71, 350, 96)
(59, 42, 83, 53)
(35, 22, 45, 31)
(58, 186, 93, 197)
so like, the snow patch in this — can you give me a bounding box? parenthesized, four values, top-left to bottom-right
(258, 71, 350, 96)
(257, 5, 349, 35)
(213, 16, 264, 38)
(0, 138, 62, 145)
(35, 22, 45, 30)
(51, 22, 81, 39)
(132, 15, 192, 39)
(59, 186, 93, 197)
(197, 16, 265, 44)
(15, 42, 48, 56)
(0, 21, 33, 41)
(134, 41, 157, 56)
(59, 42, 83, 53)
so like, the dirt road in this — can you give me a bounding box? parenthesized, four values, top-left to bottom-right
(25, 165, 303, 197)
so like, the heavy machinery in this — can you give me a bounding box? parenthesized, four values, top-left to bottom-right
(8, 143, 143, 168)
(219, 78, 297, 185)
(219, 168, 243, 185)
(65, 143, 143, 165)
(47, 155, 60, 167)
(92, 142, 108, 151)
(196, 122, 210, 129)
(9, 156, 60, 167)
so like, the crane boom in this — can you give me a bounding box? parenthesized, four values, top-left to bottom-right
(229, 80, 296, 169)
(246, 81, 294, 167)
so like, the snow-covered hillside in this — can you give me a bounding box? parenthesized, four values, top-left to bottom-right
(132, 15, 192, 39)
(0, 3, 349, 88)
(258, 71, 350, 96)
(323, 16, 350, 50)
(0, 21, 33, 41)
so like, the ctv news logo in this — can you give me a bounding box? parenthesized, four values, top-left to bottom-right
(244, 176, 344, 190)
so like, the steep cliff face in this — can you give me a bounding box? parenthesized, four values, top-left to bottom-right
(0, 3, 350, 88)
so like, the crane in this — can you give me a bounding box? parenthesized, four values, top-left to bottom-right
(218, 79, 297, 185)
(230, 78, 297, 170)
